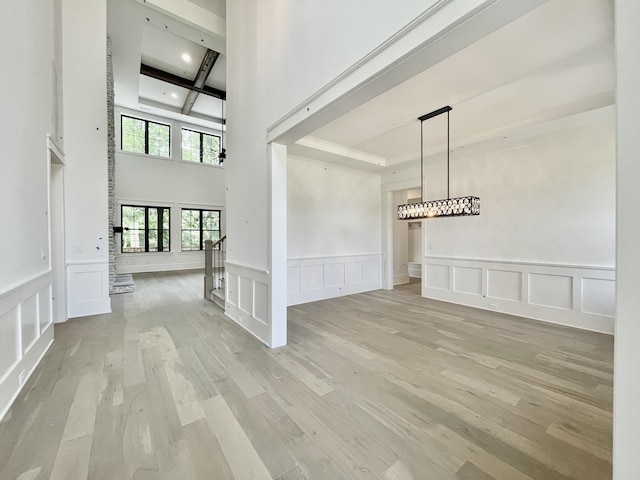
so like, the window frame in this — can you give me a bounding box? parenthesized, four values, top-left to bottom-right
(120, 205, 171, 253)
(181, 208, 221, 251)
(181, 127, 221, 165)
(121, 114, 171, 158)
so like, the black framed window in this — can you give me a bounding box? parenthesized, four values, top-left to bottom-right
(181, 128, 221, 165)
(121, 205, 170, 253)
(121, 115, 170, 157)
(181, 209, 220, 251)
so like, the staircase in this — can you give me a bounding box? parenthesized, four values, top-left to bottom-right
(204, 236, 226, 308)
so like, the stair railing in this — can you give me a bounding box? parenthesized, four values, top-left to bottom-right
(204, 236, 226, 302)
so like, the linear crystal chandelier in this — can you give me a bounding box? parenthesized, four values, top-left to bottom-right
(397, 106, 480, 220)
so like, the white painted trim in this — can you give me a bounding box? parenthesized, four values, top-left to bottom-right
(425, 255, 614, 272)
(47, 134, 65, 164)
(422, 257, 615, 334)
(224, 261, 269, 277)
(66, 259, 110, 266)
(266, 0, 548, 144)
(287, 253, 383, 306)
(225, 264, 271, 346)
(0, 271, 51, 308)
(0, 273, 54, 422)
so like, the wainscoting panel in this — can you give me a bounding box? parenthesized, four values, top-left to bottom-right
(288, 254, 382, 306)
(529, 273, 573, 310)
(225, 262, 270, 346)
(423, 257, 615, 334)
(453, 266, 482, 296)
(581, 277, 615, 317)
(487, 269, 523, 302)
(67, 261, 111, 318)
(0, 272, 54, 421)
(425, 263, 450, 290)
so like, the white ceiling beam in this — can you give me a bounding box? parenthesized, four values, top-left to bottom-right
(134, 0, 225, 42)
(295, 136, 387, 167)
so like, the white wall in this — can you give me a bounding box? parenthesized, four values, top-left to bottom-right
(614, 0, 640, 476)
(227, 0, 486, 345)
(115, 108, 226, 274)
(287, 157, 382, 305)
(383, 107, 616, 333)
(62, 0, 111, 318)
(392, 191, 410, 285)
(0, 0, 56, 420)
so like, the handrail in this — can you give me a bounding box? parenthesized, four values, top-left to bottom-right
(212, 235, 226, 249)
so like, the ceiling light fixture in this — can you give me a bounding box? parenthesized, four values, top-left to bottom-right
(218, 97, 226, 163)
(181, 52, 191, 63)
(397, 106, 479, 220)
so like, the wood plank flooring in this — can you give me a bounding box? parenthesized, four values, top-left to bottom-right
(0, 272, 613, 479)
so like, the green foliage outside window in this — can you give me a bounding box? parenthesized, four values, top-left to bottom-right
(181, 209, 220, 251)
(181, 128, 221, 165)
(122, 205, 170, 253)
(121, 115, 170, 157)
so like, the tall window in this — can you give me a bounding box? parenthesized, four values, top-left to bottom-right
(181, 128, 221, 165)
(181, 209, 221, 251)
(121, 205, 170, 253)
(121, 115, 170, 157)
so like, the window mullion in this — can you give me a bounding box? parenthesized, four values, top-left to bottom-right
(199, 210, 204, 250)
(144, 120, 149, 155)
(199, 132, 204, 163)
(144, 207, 149, 252)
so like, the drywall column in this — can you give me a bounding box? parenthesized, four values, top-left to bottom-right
(62, 0, 111, 317)
(269, 143, 287, 347)
(614, 0, 640, 477)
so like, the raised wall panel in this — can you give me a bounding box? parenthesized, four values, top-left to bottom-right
(287, 254, 383, 306)
(487, 269, 522, 301)
(0, 273, 54, 421)
(0, 307, 20, 380)
(38, 286, 52, 331)
(254, 282, 269, 324)
(227, 272, 238, 306)
(453, 266, 482, 295)
(422, 258, 614, 334)
(363, 260, 380, 282)
(325, 263, 345, 288)
(287, 267, 301, 293)
(67, 263, 110, 318)
(21, 295, 39, 354)
(301, 265, 324, 291)
(346, 262, 363, 285)
(225, 263, 271, 346)
(530, 273, 572, 310)
(239, 277, 253, 315)
(582, 278, 615, 316)
(425, 264, 450, 290)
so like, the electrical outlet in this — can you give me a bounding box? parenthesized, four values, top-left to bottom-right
(41, 248, 47, 260)
(488, 304, 498, 311)
(19, 370, 26, 386)
(73, 245, 83, 254)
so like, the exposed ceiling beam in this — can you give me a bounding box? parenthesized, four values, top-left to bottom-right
(140, 63, 226, 100)
(181, 49, 220, 115)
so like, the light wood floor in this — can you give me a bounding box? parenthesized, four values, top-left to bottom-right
(0, 271, 613, 480)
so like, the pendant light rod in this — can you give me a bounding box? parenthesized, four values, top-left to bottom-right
(447, 108, 450, 199)
(418, 105, 452, 202)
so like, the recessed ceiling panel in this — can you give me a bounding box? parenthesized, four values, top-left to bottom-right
(138, 75, 190, 109)
(191, 94, 223, 121)
(141, 23, 207, 79)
